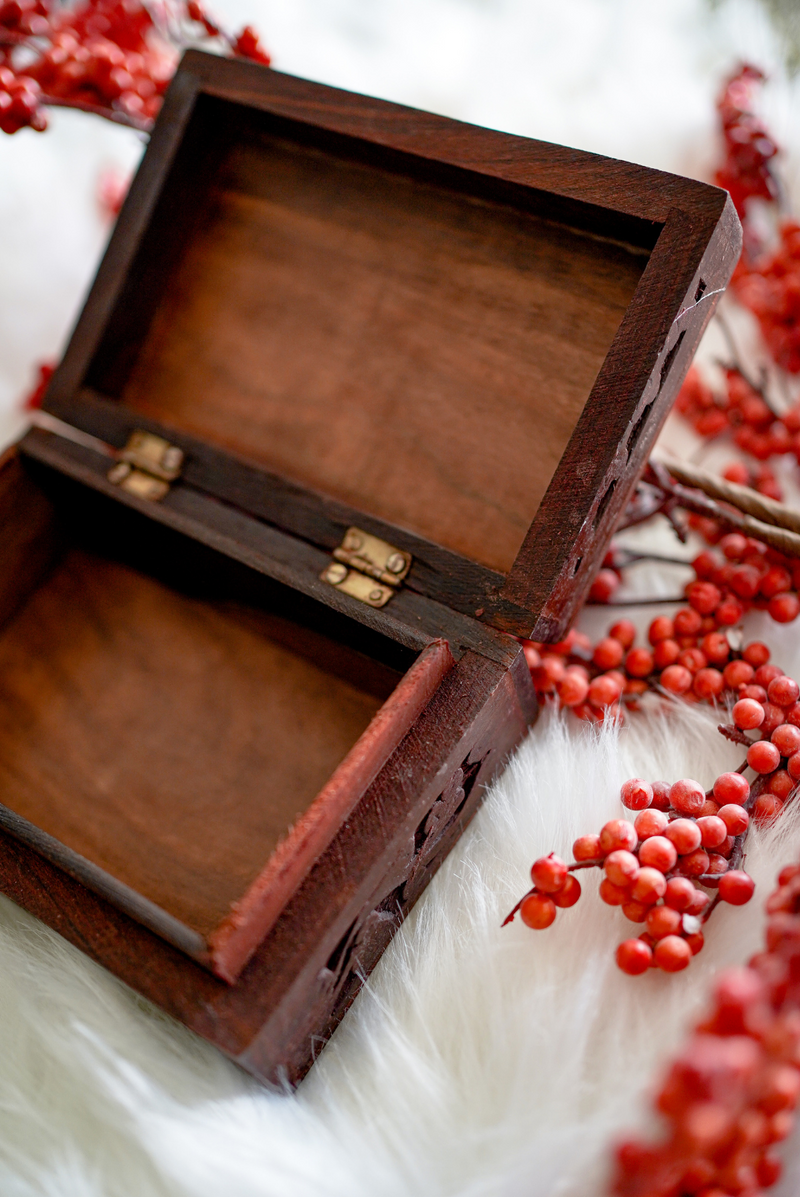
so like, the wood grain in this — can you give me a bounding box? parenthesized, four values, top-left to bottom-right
(112, 123, 642, 574)
(41, 53, 740, 636)
(0, 547, 388, 940)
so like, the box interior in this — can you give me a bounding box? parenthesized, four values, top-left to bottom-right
(85, 97, 649, 575)
(0, 466, 416, 948)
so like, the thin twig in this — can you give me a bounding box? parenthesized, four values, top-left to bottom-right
(645, 460, 800, 559)
(660, 457, 800, 535)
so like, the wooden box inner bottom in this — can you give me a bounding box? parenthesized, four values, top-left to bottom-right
(0, 471, 414, 957)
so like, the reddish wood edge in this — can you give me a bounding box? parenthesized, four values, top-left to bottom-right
(208, 638, 455, 981)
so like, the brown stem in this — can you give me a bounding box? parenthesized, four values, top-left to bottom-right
(718, 724, 755, 748)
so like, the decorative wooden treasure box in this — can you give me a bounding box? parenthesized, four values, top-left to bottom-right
(0, 51, 739, 1085)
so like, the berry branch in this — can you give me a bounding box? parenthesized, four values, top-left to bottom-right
(0, 0, 270, 136)
(613, 861, 800, 1196)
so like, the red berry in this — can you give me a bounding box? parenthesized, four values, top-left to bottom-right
(718, 804, 750, 835)
(685, 929, 705, 954)
(768, 675, 800, 707)
(677, 647, 707, 673)
(718, 869, 755, 905)
(687, 580, 721, 614)
(674, 607, 702, 636)
(755, 663, 784, 689)
(599, 877, 630, 906)
(760, 701, 786, 739)
(664, 876, 696, 911)
(650, 781, 671, 811)
(754, 793, 783, 824)
(713, 772, 750, 805)
(705, 852, 728, 875)
(592, 637, 624, 670)
(693, 667, 724, 699)
(573, 834, 602, 861)
(747, 739, 781, 773)
(772, 723, 800, 756)
(788, 751, 800, 780)
(723, 660, 755, 689)
(616, 938, 652, 975)
(648, 616, 675, 644)
(631, 867, 667, 905)
(697, 815, 728, 849)
(720, 532, 748, 560)
(588, 674, 623, 707)
(700, 631, 730, 665)
(634, 808, 668, 839)
(589, 569, 619, 603)
(608, 620, 636, 649)
(604, 849, 640, 888)
(653, 639, 680, 669)
(660, 664, 693, 694)
(621, 899, 649, 923)
(743, 641, 771, 667)
(769, 769, 795, 799)
(531, 853, 568, 893)
(654, 935, 692, 971)
(732, 697, 766, 729)
(599, 819, 637, 854)
(685, 887, 710, 915)
(520, 892, 557, 928)
(620, 778, 653, 811)
(665, 818, 702, 854)
(669, 778, 706, 816)
(715, 595, 745, 625)
(553, 874, 582, 907)
(625, 648, 654, 678)
(638, 836, 678, 872)
(677, 847, 710, 877)
(646, 905, 682, 939)
(769, 592, 800, 623)
(556, 671, 589, 706)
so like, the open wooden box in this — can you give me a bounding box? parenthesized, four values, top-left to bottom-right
(0, 52, 739, 1084)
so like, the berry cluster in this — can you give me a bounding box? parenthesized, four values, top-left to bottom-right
(506, 672, 800, 977)
(614, 863, 800, 1197)
(714, 63, 779, 220)
(524, 602, 796, 727)
(505, 773, 757, 976)
(0, 0, 270, 134)
(734, 221, 800, 377)
(676, 366, 799, 476)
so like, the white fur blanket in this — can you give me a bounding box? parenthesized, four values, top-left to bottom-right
(0, 3, 799, 1194)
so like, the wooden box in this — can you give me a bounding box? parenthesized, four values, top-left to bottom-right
(0, 51, 739, 1085)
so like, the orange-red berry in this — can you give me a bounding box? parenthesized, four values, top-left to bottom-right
(531, 853, 569, 893)
(654, 935, 692, 971)
(520, 893, 557, 928)
(616, 938, 652, 975)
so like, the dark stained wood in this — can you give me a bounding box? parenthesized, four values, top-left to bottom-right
(0, 449, 60, 632)
(0, 643, 535, 1084)
(0, 547, 385, 950)
(0, 55, 741, 1085)
(19, 430, 524, 667)
(41, 52, 739, 638)
(109, 123, 643, 576)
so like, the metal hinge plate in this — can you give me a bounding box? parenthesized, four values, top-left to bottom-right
(107, 430, 184, 501)
(322, 527, 411, 608)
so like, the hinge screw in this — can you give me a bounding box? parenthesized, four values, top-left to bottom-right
(386, 552, 406, 574)
(324, 563, 348, 584)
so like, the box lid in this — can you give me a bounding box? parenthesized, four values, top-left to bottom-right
(36, 52, 740, 641)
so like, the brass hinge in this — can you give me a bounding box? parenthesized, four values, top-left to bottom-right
(321, 527, 412, 608)
(107, 430, 184, 501)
